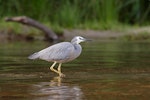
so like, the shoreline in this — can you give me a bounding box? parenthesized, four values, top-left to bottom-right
(0, 26, 150, 42)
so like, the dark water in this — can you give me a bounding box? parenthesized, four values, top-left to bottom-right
(0, 40, 150, 100)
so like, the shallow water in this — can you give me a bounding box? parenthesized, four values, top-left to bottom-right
(0, 40, 150, 100)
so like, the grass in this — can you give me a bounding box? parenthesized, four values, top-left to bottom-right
(0, 17, 130, 35)
(1, 18, 150, 42)
(0, 0, 149, 28)
(0, 0, 150, 41)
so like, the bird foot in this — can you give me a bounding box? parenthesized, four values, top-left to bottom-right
(59, 73, 65, 77)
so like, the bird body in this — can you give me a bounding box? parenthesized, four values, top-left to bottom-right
(28, 36, 89, 77)
(28, 42, 82, 63)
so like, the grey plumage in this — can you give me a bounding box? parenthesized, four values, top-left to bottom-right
(28, 36, 89, 77)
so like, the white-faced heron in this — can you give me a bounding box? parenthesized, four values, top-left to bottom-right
(28, 36, 90, 77)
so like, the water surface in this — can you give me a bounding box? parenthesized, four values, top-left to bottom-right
(0, 40, 150, 100)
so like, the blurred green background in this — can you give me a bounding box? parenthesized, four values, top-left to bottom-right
(0, 0, 150, 41)
(0, 0, 149, 29)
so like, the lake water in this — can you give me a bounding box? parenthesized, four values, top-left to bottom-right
(0, 40, 150, 100)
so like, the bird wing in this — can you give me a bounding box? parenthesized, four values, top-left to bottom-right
(38, 42, 74, 62)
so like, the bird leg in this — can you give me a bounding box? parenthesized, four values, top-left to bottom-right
(57, 63, 61, 73)
(50, 62, 65, 77)
(57, 63, 65, 77)
(50, 62, 60, 75)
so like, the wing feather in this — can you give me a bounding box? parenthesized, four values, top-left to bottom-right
(38, 42, 74, 62)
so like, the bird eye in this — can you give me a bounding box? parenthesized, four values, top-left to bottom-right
(79, 37, 83, 40)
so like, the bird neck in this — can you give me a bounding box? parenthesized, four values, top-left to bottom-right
(73, 44, 82, 56)
(71, 41, 80, 45)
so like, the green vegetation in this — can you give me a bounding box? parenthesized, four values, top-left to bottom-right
(0, 0, 150, 41)
(0, 0, 149, 30)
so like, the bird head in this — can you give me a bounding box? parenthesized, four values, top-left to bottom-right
(71, 36, 91, 44)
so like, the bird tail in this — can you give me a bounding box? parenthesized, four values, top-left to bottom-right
(28, 52, 39, 59)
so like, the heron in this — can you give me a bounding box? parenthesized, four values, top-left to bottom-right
(28, 36, 90, 77)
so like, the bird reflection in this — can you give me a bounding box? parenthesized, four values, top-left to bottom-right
(30, 76, 83, 100)
(49, 76, 62, 86)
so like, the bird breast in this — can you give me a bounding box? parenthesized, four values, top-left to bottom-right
(70, 44, 82, 61)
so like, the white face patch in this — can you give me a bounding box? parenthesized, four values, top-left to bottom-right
(76, 36, 85, 43)
(71, 36, 87, 44)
